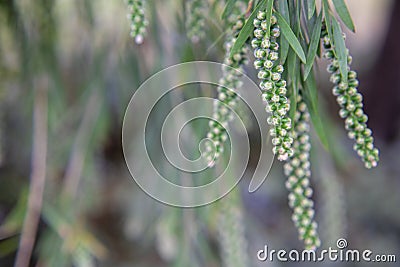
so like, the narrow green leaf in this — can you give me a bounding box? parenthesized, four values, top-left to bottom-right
(331, 17, 348, 83)
(289, 89, 297, 125)
(303, 69, 318, 112)
(302, 74, 329, 149)
(303, 11, 322, 80)
(288, 0, 301, 36)
(221, 0, 237, 20)
(332, 0, 355, 32)
(278, 0, 290, 22)
(280, 36, 290, 65)
(295, 0, 302, 36)
(322, 0, 334, 43)
(305, 1, 318, 39)
(306, 0, 316, 20)
(275, 12, 307, 64)
(264, 0, 274, 38)
(229, 0, 269, 57)
(0, 235, 19, 257)
(277, 0, 290, 64)
(287, 49, 299, 123)
(288, 0, 296, 28)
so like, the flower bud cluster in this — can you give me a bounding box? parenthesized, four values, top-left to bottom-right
(186, 0, 207, 43)
(284, 96, 321, 250)
(126, 0, 148, 44)
(252, 11, 293, 161)
(204, 17, 248, 167)
(218, 192, 249, 267)
(322, 27, 379, 169)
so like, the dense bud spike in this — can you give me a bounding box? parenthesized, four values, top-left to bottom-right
(126, 0, 148, 44)
(322, 25, 379, 169)
(284, 95, 321, 250)
(251, 11, 293, 161)
(204, 3, 248, 167)
(186, 0, 207, 43)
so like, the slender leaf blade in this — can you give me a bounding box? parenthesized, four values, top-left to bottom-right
(264, 0, 274, 38)
(302, 74, 329, 149)
(275, 12, 307, 64)
(332, 0, 355, 32)
(280, 36, 290, 65)
(287, 50, 299, 123)
(229, 0, 269, 57)
(331, 17, 348, 83)
(306, 0, 316, 20)
(277, 0, 290, 63)
(303, 12, 322, 80)
(221, 0, 237, 20)
(278, 0, 290, 22)
(306, 2, 318, 35)
(295, 0, 302, 36)
(322, 0, 334, 44)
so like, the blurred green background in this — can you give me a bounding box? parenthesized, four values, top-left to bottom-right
(0, 0, 399, 266)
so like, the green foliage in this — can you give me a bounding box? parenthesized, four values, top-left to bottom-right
(303, 11, 322, 80)
(275, 12, 306, 64)
(331, 16, 349, 83)
(0, 0, 384, 266)
(332, 0, 355, 32)
(302, 74, 329, 149)
(227, 0, 379, 249)
(305, 0, 316, 20)
(276, 0, 290, 63)
(229, 0, 270, 58)
(221, 0, 242, 20)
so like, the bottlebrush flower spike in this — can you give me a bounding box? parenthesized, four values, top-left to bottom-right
(322, 25, 379, 169)
(126, 0, 148, 44)
(252, 11, 293, 161)
(185, 0, 207, 43)
(204, 3, 248, 167)
(284, 95, 321, 250)
(218, 191, 249, 267)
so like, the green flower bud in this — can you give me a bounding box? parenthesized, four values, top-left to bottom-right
(186, 0, 207, 42)
(126, 0, 148, 44)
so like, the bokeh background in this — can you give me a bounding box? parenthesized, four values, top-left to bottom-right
(0, 0, 399, 266)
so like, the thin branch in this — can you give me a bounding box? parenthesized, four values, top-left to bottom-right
(15, 76, 49, 267)
(63, 90, 101, 199)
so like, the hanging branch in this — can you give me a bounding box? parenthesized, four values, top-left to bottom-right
(15, 76, 49, 267)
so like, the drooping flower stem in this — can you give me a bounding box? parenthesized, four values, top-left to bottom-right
(251, 11, 293, 161)
(126, 0, 148, 44)
(217, 188, 249, 267)
(185, 0, 207, 43)
(284, 95, 321, 250)
(321, 25, 379, 169)
(204, 3, 248, 167)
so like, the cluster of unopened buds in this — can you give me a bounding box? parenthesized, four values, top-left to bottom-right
(126, 0, 148, 44)
(252, 11, 293, 161)
(284, 96, 321, 250)
(204, 16, 248, 167)
(218, 194, 249, 267)
(322, 26, 379, 169)
(186, 0, 207, 43)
